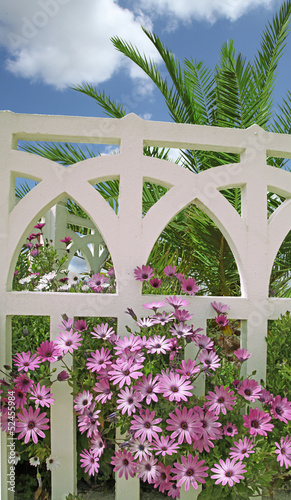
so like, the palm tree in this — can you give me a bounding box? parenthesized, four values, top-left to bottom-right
(20, 1, 291, 295)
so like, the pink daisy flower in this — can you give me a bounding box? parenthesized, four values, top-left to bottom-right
(176, 359, 200, 378)
(234, 348, 252, 362)
(136, 456, 159, 484)
(54, 329, 82, 354)
(243, 407, 274, 436)
(16, 406, 49, 444)
(13, 373, 33, 393)
(74, 391, 93, 414)
(169, 323, 193, 338)
(271, 396, 291, 424)
(117, 386, 142, 416)
(163, 265, 177, 277)
(30, 383, 55, 407)
(143, 301, 166, 311)
(86, 347, 112, 373)
(109, 358, 143, 388)
(258, 389, 273, 404)
(13, 389, 27, 409)
(150, 277, 162, 288)
(13, 351, 41, 372)
(93, 379, 113, 403)
(193, 406, 222, 441)
(130, 409, 162, 442)
(274, 435, 291, 468)
(181, 278, 199, 296)
(152, 312, 175, 326)
(171, 454, 208, 491)
(73, 319, 88, 332)
(223, 422, 238, 437)
(193, 334, 214, 350)
(154, 463, 172, 493)
(60, 236, 72, 245)
(215, 314, 229, 327)
(237, 379, 262, 402)
(37, 340, 62, 363)
(130, 438, 153, 462)
(134, 265, 154, 281)
(90, 323, 115, 340)
(114, 334, 144, 355)
(173, 309, 193, 322)
(80, 449, 100, 476)
(111, 449, 136, 479)
(157, 372, 193, 403)
(165, 296, 189, 309)
(211, 301, 230, 314)
(88, 273, 108, 290)
(168, 483, 181, 498)
(166, 407, 203, 444)
(133, 374, 160, 405)
(90, 433, 106, 457)
(136, 317, 158, 328)
(205, 386, 236, 415)
(78, 406, 101, 438)
(211, 458, 247, 487)
(146, 335, 172, 354)
(198, 349, 221, 372)
(57, 317, 74, 332)
(152, 435, 180, 456)
(229, 437, 255, 460)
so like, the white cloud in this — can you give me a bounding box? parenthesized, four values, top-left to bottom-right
(0, 0, 160, 89)
(137, 0, 276, 23)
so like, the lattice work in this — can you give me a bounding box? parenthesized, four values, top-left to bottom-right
(1, 111, 291, 500)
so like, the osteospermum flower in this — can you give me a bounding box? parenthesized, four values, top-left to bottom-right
(90, 433, 106, 457)
(168, 483, 181, 499)
(78, 406, 101, 438)
(16, 406, 49, 444)
(181, 278, 199, 296)
(150, 278, 162, 288)
(166, 407, 203, 444)
(152, 312, 175, 326)
(88, 273, 108, 289)
(173, 309, 193, 322)
(243, 407, 274, 436)
(117, 386, 142, 416)
(136, 456, 159, 484)
(80, 449, 100, 476)
(169, 323, 193, 338)
(134, 374, 160, 405)
(143, 301, 166, 311)
(134, 265, 154, 281)
(215, 314, 229, 327)
(176, 359, 200, 378)
(152, 435, 180, 456)
(111, 450, 137, 479)
(193, 334, 214, 350)
(238, 379, 262, 402)
(205, 386, 236, 415)
(37, 340, 62, 363)
(130, 438, 153, 462)
(109, 357, 143, 388)
(86, 347, 112, 372)
(146, 335, 172, 354)
(29, 383, 55, 407)
(13, 373, 34, 393)
(271, 396, 291, 424)
(91, 323, 115, 340)
(165, 296, 190, 309)
(163, 265, 177, 277)
(54, 329, 82, 355)
(229, 437, 255, 460)
(130, 409, 162, 442)
(29, 456, 40, 467)
(234, 348, 252, 362)
(93, 379, 113, 403)
(198, 350, 221, 372)
(157, 372, 193, 403)
(74, 391, 93, 414)
(136, 317, 158, 328)
(13, 389, 27, 409)
(275, 435, 291, 468)
(46, 456, 61, 471)
(223, 422, 238, 437)
(171, 454, 208, 491)
(114, 334, 144, 355)
(211, 301, 230, 314)
(154, 463, 172, 493)
(211, 458, 247, 487)
(13, 351, 41, 372)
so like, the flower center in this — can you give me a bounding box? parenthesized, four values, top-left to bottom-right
(181, 422, 188, 430)
(139, 445, 144, 451)
(146, 388, 153, 393)
(161, 473, 166, 480)
(65, 340, 72, 346)
(202, 421, 207, 428)
(171, 386, 178, 393)
(28, 421, 35, 429)
(225, 471, 232, 477)
(156, 344, 161, 348)
(227, 427, 232, 433)
(218, 397, 224, 403)
(83, 399, 88, 406)
(281, 448, 286, 455)
(45, 352, 52, 357)
(123, 459, 129, 466)
(251, 420, 258, 428)
(24, 362, 29, 366)
(144, 422, 151, 429)
(244, 389, 251, 396)
(275, 407, 282, 415)
(128, 398, 133, 404)
(123, 369, 130, 376)
(242, 449, 247, 454)
(142, 274, 148, 279)
(186, 468, 194, 476)
(186, 286, 192, 291)
(145, 464, 151, 471)
(205, 360, 211, 365)
(90, 458, 95, 464)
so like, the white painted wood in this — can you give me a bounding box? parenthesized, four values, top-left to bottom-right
(1, 111, 291, 500)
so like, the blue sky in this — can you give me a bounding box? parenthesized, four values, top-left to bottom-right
(0, 0, 289, 123)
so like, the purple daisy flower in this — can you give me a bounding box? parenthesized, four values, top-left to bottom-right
(130, 409, 162, 442)
(136, 456, 159, 484)
(211, 458, 246, 487)
(274, 435, 291, 468)
(13, 351, 41, 372)
(163, 265, 177, 277)
(205, 386, 236, 415)
(181, 278, 199, 296)
(37, 340, 62, 363)
(149, 278, 162, 288)
(243, 407, 274, 436)
(29, 383, 55, 407)
(157, 372, 193, 403)
(271, 396, 291, 424)
(234, 348, 252, 362)
(146, 335, 172, 354)
(165, 296, 190, 309)
(86, 347, 112, 373)
(211, 301, 230, 314)
(80, 449, 100, 476)
(93, 379, 113, 403)
(16, 406, 49, 444)
(169, 323, 193, 338)
(176, 359, 200, 378)
(134, 265, 154, 281)
(117, 386, 142, 416)
(171, 454, 208, 491)
(198, 349, 221, 372)
(237, 379, 262, 402)
(215, 314, 229, 327)
(152, 435, 180, 456)
(153, 463, 172, 493)
(133, 374, 160, 405)
(143, 301, 166, 311)
(13, 373, 34, 393)
(129, 438, 153, 462)
(223, 421, 238, 437)
(91, 323, 115, 340)
(111, 449, 136, 479)
(74, 391, 93, 414)
(166, 407, 203, 444)
(54, 329, 82, 354)
(109, 357, 143, 388)
(229, 437, 255, 460)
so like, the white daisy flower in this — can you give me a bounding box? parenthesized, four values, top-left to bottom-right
(29, 456, 40, 467)
(46, 456, 61, 471)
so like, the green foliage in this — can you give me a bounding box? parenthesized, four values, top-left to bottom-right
(266, 312, 291, 399)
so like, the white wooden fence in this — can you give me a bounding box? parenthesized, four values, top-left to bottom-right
(1, 110, 291, 500)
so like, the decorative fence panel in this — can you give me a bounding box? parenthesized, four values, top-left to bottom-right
(1, 110, 291, 500)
